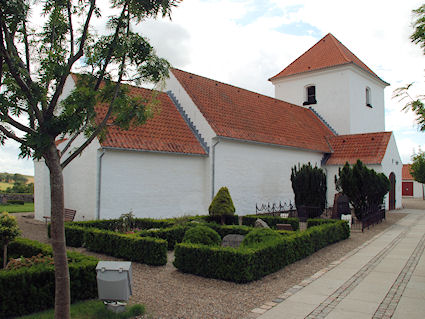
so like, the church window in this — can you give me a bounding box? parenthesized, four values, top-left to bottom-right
(366, 87, 372, 107)
(303, 85, 317, 105)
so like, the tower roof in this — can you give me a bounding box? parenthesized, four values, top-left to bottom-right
(269, 33, 388, 85)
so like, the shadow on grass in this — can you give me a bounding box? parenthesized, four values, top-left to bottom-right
(18, 300, 145, 319)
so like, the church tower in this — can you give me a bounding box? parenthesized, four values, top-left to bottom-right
(269, 33, 389, 135)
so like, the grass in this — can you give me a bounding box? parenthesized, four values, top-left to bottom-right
(18, 300, 145, 319)
(0, 202, 34, 213)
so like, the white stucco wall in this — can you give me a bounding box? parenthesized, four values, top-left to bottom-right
(98, 149, 208, 219)
(213, 139, 323, 214)
(34, 159, 51, 220)
(348, 69, 386, 133)
(272, 66, 349, 135)
(272, 65, 387, 135)
(60, 136, 100, 220)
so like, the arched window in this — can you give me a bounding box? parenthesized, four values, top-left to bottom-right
(366, 87, 372, 107)
(303, 85, 317, 105)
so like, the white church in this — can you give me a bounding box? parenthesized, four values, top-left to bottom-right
(35, 33, 402, 221)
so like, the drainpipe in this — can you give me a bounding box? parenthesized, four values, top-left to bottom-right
(96, 149, 105, 220)
(211, 138, 220, 200)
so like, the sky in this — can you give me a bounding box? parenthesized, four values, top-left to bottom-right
(1, 0, 424, 175)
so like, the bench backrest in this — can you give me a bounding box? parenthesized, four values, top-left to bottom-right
(64, 209, 76, 222)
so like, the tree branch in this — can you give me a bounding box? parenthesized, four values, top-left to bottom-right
(67, 0, 74, 57)
(45, 0, 96, 119)
(59, 120, 89, 158)
(0, 18, 43, 124)
(1, 112, 35, 134)
(94, 3, 127, 91)
(0, 124, 26, 145)
(62, 15, 129, 169)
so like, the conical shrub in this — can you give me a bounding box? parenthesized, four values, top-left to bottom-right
(209, 187, 235, 218)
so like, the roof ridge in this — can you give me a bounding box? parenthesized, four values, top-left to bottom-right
(327, 33, 351, 64)
(172, 68, 305, 108)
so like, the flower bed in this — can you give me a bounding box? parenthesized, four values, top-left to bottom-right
(0, 237, 98, 318)
(174, 220, 349, 283)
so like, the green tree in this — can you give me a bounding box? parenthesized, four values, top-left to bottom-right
(0, 211, 20, 268)
(393, 4, 425, 131)
(290, 163, 327, 217)
(209, 187, 236, 225)
(0, 1, 179, 318)
(335, 160, 390, 221)
(410, 151, 425, 199)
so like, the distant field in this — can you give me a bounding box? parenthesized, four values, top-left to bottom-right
(0, 174, 34, 191)
(0, 181, 13, 191)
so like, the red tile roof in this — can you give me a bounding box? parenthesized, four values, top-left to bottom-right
(91, 83, 206, 155)
(402, 164, 414, 180)
(172, 68, 335, 153)
(269, 33, 387, 85)
(326, 132, 392, 165)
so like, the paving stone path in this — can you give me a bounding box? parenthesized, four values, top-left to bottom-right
(252, 209, 425, 319)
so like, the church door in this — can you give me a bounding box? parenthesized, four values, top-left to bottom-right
(389, 172, 396, 210)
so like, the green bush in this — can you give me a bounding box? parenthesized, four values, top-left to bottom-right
(335, 160, 390, 220)
(6, 200, 24, 205)
(242, 215, 299, 231)
(0, 237, 97, 318)
(63, 225, 167, 266)
(291, 163, 327, 217)
(139, 225, 188, 250)
(174, 220, 349, 283)
(241, 228, 282, 248)
(182, 226, 221, 246)
(307, 218, 338, 228)
(209, 187, 235, 224)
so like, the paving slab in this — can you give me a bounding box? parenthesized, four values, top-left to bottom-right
(256, 210, 425, 319)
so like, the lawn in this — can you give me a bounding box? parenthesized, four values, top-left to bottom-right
(0, 202, 34, 213)
(18, 300, 145, 319)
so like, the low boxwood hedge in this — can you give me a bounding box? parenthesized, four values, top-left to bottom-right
(174, 220, 349, 283)
(139, 225, 188, 250)
(63, 225, 167, 266)
(307, 218, 338, 228)
(0, 237, 98, 318)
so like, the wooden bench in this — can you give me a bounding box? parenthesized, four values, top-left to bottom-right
(276, 223, 293, 231)
(44, 208, 76, 224)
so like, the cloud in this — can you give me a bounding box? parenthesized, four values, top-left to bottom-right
(0, 141, 34, 175)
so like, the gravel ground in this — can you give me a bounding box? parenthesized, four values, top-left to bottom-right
(14, 209, 414, 319)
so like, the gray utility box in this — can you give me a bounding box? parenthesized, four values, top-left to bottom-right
(96, 261, 132, 302)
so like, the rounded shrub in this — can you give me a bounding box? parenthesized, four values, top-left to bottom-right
(182, 226, 221, 246)
(241, 228, 282, 248)
(209, 187, 235, 224)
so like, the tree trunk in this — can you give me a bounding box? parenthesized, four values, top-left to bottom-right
(44, 144, 70, 319)
(3, 244, 7, 269)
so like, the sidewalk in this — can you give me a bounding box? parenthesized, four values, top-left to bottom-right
(250, 209, 425, 319)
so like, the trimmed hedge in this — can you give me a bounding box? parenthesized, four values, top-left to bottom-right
(182, 226, 221, 246)
(64, 225, 167, 266)
(307, 218, 338, 228)
(174, 220, 349, 283)
(72, 218, 175, 231)
(0, 237, 98, 318)
(242, 215, 300, 231)
(139, 225, 188, 250)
